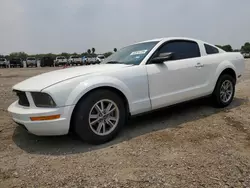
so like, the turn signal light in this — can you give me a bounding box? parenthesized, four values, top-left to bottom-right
(30, 114, 60, 121)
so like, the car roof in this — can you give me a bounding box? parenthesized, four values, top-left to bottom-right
(134, 37, 205, 44)
(131, 37, 223, 52)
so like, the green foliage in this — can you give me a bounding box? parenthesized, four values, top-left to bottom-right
(241, 42, 250, 53)
(114, 48, 117, 52)
(60, 52, 70, 58)
(9, 52, 28, 60)
(103, 52, 113, 58)
(81, 52, 89, 57)
(87, 49, 91, 54)
(91, 48, 95, 54)
(216, 44, 233, 52)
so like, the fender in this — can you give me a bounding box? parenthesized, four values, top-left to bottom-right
(65, 75, 133, 111)
(211, 60, 236, 90)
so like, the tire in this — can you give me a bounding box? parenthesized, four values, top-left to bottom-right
(212, 74, 235, 108)
(73, 89, 126, 144)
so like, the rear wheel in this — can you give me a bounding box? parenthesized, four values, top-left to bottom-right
(73, 89, 126, 144)
(212, 74, 235, 108)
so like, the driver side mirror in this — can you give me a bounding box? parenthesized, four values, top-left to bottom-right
(150, 52, 173, 64)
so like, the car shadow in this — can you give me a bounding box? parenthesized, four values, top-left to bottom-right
(12, 97, 248, 156)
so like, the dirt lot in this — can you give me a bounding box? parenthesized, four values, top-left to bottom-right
(0, 61, 250, 188)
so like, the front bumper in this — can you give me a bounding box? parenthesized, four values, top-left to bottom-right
(8, 101, 75, 136)
(27, 62, 37, 65)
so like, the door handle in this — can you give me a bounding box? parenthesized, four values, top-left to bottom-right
(195, 63, 204, 68)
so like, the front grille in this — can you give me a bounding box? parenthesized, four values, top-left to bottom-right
(13, 90, 30, 107)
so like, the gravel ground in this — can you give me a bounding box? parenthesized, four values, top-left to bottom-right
(0, 61, 250, 188)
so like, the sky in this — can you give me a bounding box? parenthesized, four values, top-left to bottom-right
(0, 0, 250, 55)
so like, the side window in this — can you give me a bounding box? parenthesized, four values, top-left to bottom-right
(204, 44, 219, 54)
(157, 40, 201, 60)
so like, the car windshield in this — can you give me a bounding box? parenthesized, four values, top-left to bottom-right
(101, 41, 159, 65)
(57, 56, 65, 59)
(0, 58, 5, 61)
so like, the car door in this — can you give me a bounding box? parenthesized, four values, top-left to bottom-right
(146, 39, 207, 110)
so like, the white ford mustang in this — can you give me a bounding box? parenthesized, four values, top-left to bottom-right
(8, 37, 245, 144)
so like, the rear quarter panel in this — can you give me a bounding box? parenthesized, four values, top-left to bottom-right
(208, 52, 245, 92)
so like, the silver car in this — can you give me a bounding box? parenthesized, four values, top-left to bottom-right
(0, 58, 9, 68)
(26, 57, 37, 67)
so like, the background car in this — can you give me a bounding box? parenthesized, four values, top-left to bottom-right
(96, 54, 105, 63)
(0, 58, 9, 68)
(26, 57, 37, 67)
(82, 56, 88, 65)
(54, 56, 68, 66)
(9, 58, 23, 68)
(243, 53, 250, 58)
(85, 55, 98, 65)
(68, 55, 82, 66)
(40, 56, 54, 67)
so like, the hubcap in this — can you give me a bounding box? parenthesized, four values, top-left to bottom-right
(220, 80, 233, 103)
(88, 99, 119, 136)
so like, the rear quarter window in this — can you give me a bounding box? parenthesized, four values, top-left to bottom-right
(204, 44, 219, 54)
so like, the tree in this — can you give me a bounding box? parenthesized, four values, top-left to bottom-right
(215, 45, 223, 49)
(103, 52, 113, 57)
(87, 49, 91, 54)
(241, 42, 250, 53)
(60, 52, 70, 58)
(223, 45, 233, 52)
(81, 52, 89, 57)
(9, 52, 28, 60)
(92, 48, 95, 54)
(114, 48, 117, 52)
(216, 45, 233, 52)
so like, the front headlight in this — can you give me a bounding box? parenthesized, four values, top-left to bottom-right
(31, 92, 56, 107)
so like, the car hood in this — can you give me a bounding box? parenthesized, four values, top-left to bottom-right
(13, 64, 133, 91)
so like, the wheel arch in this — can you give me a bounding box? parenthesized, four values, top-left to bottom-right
(212, 63, 237, 93)
(69, 86, 131, 133)
(219, 68, 236, 82)
(67, 78, 132, 132)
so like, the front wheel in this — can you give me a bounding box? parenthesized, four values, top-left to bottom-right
(212, 74, 235, 108)
(73, 89, 126, 144)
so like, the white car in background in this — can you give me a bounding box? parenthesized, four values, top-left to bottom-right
(8, 37, 245, 144)
(243, 53, 250, 58)
(68, 55, 83, 66)
(54, 56, 68, 66)
(0, 58, 9, 68)
(85, 56, 97, 65)
(26, 57, 37, 67)
(96, 54, 105, 63)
